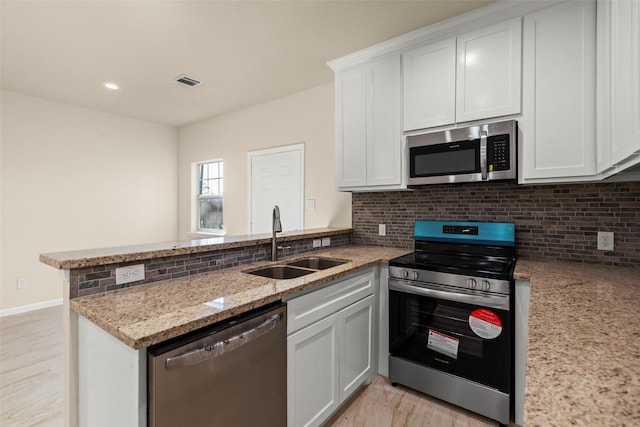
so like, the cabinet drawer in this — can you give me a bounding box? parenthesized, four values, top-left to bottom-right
(287, 268, 375, 335)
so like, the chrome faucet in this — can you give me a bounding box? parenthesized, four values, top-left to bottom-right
(272, 205, 282, 261)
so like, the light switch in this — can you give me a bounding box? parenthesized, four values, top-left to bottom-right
(306, 199, 316, 210)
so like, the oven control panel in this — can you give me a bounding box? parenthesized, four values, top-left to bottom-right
(443, 225, 479, 235)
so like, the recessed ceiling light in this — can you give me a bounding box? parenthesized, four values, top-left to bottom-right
(103, 82, 119, 90)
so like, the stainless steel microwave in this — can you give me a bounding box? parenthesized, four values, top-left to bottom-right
(407, 120, 517, 186)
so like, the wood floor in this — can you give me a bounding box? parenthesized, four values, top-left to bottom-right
(327, 376, 497, 427)
(0, 305, 64, 426)
(0, 306, 496, 427)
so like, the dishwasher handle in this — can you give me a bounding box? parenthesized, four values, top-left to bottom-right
(164, 312, 282, 370)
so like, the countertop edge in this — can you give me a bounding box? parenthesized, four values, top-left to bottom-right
(40, 227, 353, 269)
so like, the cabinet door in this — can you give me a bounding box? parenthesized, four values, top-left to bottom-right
(402, 38, 456, 131)
(339, 294, 375, 401)
(367, 55, 402, 186)
(521, 1, 596, 180)
(456, 17, 522, 123)
(288, 314, 340, 427)
(610, 0, 640, 165)
(335, 67, 367, 188)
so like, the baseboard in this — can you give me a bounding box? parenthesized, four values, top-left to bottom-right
(0, 298, 63, 317)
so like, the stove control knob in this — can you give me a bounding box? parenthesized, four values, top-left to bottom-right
(468, 278, 477, 289)
(411, 271, 419, 280)
(482, 280, 491, 290)
(402, 270, 409, 279)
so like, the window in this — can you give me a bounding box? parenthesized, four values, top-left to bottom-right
(197, 160, 223, 232)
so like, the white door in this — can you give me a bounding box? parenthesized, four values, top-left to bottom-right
(249, 144, 304, 234)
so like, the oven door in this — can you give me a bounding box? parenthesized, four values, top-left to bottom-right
(389, 278, 511, 393)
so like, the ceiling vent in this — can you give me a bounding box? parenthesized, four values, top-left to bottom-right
(172, 74, 203, 88)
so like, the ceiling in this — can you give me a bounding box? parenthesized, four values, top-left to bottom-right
(1, 0, 495, 127)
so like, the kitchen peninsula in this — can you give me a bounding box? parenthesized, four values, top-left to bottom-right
(41, 230, 639, 426)
(40, 228, 409, 427)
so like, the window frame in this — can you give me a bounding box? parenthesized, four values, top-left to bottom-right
(195, 159, 224, 235)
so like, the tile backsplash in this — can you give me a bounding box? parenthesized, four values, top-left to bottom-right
(352, 181, 640, 267)
(72, 233, 352, 298)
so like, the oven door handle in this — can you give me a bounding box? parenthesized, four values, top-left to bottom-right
(389, 279, 509, 311)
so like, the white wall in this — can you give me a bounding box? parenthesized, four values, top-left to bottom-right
(0, 91, 178, 311)
(178, 83, 351, 238)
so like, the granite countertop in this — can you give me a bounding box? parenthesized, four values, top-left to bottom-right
(70, 245, 639, 425)
(70, 245, 410, 349)
(40, 227, 352, 269)
(515, 259, 639, 426)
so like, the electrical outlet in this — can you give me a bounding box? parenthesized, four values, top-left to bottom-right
(322, 237, 331, 247)
(379, 224, 386, 236)
(313, 239, 321, 248)
(597, 232, 614, 251)
(115, 264, 146, 285)
(16, 278, 27, 289)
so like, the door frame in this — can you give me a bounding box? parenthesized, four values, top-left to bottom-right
(247, 143, 305, 234)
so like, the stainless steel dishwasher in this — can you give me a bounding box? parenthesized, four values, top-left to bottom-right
(147, 302, 286, 427)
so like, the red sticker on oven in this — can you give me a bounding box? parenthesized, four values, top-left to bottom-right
(469, 309, 502, 339)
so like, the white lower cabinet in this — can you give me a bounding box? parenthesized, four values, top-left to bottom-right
(287, 268, 376, 427)
(339, 295, 375, 400)
(77, 316, 146, 427)
(287, 313, 341, 427)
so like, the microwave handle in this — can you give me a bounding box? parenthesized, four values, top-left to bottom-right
(480, 131, 488, 180)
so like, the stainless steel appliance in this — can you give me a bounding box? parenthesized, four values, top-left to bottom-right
(148, 302, 286, 427)
(388, 221, 516, 425)
(407, 120, 517, 186)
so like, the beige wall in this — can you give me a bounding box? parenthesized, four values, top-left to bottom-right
(177, 83, 351, 238)
(0, 91, 178, 311)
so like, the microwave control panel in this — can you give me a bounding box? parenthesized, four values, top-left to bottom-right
(487, 135, 510, 172)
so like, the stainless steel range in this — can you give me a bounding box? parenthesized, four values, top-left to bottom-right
(388, 220, 516, 425)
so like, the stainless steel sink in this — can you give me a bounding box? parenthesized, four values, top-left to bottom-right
(244, 257, 348, 279)
(285, 257, 348, 270)
(244, 265, 314, 279)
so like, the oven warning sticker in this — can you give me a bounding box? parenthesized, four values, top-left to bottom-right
(469, 309, 503, 339)
(427, 329, 459, 359)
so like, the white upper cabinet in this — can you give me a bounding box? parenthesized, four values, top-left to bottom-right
(331, 0, 639, 186)
(335, 55, 403, 191)
(597, 0, 640, 174)
(367, 56, 403, 187)
(402, 39, 456, 130)
(402, 18, 521, 132)
(520, 0, 597, 182)
(456, 18, 522, 123)
(335, 67, 367, 188)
